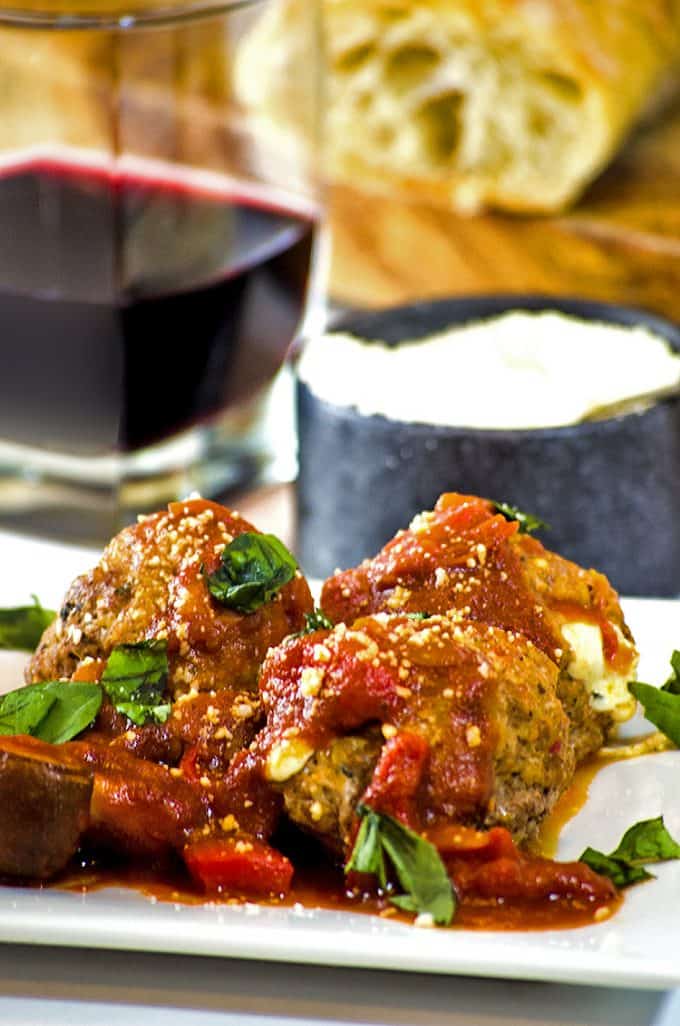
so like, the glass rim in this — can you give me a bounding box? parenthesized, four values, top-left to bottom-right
(0, 0, 263, 29)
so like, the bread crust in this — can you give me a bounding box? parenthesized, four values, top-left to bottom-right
(236, 0, 680, 212)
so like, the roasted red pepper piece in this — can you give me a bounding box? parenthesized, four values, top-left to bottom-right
(183, 836, 294, 896)
(427, 824, 516, 860)
(179, 744, 201, 784)
(360, 731, 429, 828)
(428, 823, 616, 905)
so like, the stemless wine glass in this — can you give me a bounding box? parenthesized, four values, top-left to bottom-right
(0, 0, 324, 542)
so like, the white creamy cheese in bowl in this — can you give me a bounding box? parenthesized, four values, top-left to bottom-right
(297, 310, 680, 430)
(295, 296, 680, 595)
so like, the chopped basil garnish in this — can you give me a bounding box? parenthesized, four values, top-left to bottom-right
(347, 806, 388, 885)
(661, 650, 680, 695)
(609, 816, 680, 864)
(345, 803, 455, 925)
(491, 501, 549, 534)
(0, 638, 170, 740)
(627, 682, 680, 746)
(206, 532, 298, 614)
(0, 596, 56, 651)
(579, 848, 652, 888)
(405, 612, 432, 622)
(303, 608, 333, 632)
(629, 650, 680, 746)
(580, 816, 680, 888)
(290, 608, 334, 639)
(0, 680, 102, 744)
(102, 640, 171, 726)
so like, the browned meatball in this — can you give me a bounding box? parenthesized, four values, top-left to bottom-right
(279, 732, 382, 854)
(321, 493, 638, 762)
(256, 613, 574, 852)
(29, 498, 314, 698)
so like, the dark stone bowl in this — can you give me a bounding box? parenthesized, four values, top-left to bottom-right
(295, 295, 680, 596)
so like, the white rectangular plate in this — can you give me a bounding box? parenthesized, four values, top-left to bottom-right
(0, 532, 678, 990)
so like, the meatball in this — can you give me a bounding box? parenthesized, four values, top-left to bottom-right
(29, 498, 313, 698)
(321, 493, 638, 762)
(280, 731, 382, 853)
(256, 613, 574, 852)
(15, 498, 313, 883)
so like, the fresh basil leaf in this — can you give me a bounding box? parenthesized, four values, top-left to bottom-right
(670, 650, 680, 681)
(290, 608, 334, 640)
(579, 816, 680, 888)
(379, 813, 456, 925)
(0, 685, 57, 737)
(345, 808, 387, 887)
(0, 639, 172, 739)
(628, 681, 680, 746)
(579, 847, 652, 888)
(491, 501, 549, 534)
(35, 682, 104, 744)
(114, 700, 171, 726)
(0, 596, 56, 651)
(390, 893, 421, 913)
(405, 612, 432, 622)
(0, 679, 102, 743)
(303, 608, 333, 632)
(661, 650, 680, 695)
(102, 640, 168, 690)
(345, 804, 455, 925)
(628, 649, 680, 744)
(610, 816, 680, 865)
(206, 533, 298, 614)
(102, 640, 170, 726)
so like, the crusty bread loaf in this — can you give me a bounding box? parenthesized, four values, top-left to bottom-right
(235, 0, 680, 212)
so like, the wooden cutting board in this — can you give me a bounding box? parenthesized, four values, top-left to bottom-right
(328, 97, 680, 322)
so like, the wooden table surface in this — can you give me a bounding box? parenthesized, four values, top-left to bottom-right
(329, 96, 680, 322)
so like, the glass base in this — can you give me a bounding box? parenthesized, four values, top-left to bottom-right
(0, 368, 296, 546)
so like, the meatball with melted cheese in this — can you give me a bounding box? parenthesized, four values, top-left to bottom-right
(256, 614, 574, 850)
(321, 493, 638, 763)
(29, 498, 313, 698)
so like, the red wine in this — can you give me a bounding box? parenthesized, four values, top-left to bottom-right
(0, 156, 317, 456)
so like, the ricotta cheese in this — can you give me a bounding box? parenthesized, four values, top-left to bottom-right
(297, 311, 680, 430)
(265, 737, 314, 782)
(560, 621, 638, 723)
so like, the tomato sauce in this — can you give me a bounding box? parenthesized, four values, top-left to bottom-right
(50, 848, 618, 932)
(45, 743, 621, 932)
(532, 758, 603, 859)
(322, 495, 564, 664)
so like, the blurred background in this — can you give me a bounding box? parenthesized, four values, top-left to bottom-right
(0, 0, 679, 592)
